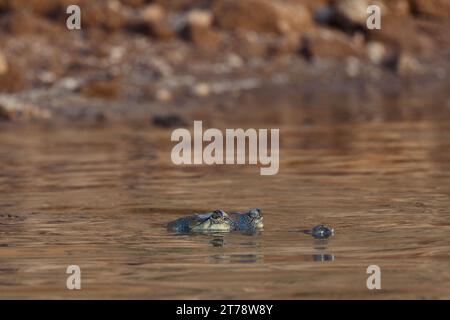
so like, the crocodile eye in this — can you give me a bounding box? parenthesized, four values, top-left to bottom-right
(249, 208, 261, 218)
(211, 210, 223, 219)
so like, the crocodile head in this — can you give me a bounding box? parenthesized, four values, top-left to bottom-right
(189, 210, 232, 232)
(236, 208, 264, 230)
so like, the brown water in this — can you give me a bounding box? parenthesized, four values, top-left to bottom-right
(1, 118, 450, 299)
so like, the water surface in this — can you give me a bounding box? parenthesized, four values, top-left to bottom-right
(1, 118, 450, 299)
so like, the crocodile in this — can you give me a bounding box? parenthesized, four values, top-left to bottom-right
(229, 208, 264, 231)
(167, 208, 264, 233)
(167, 209, 232, 233)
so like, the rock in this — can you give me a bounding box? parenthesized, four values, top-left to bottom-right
(306, 27, 365, 59)
(226, 53, 244, 69)
(152, 0, 204, 11)
(213, 0, 312, 35)
(180, 10, 222, 49)
(146, 20, 175, 40)
(367, 16, 434, 56)
(345, 56, 361, 77)
(336, 0, 370, 24)
(127, 4, 175, 40)
(182, 26, 222, 49)
(80, 79, 121, 100)
(0, 96, 51, 121)
(0, 52, 8, 75)
(0, 103, 11, 121)
(0, 62, 26, 93)
(109, 46, 125, 63)
(192, 83, 211, 97)
(382, 0, 411, 17)
(82, 1, 127, 32)
(412, 0, 450, 19)
(366, 41, 387, 64)
(119, 0, 147, 8)
(56, 77, 81, 91)
(292, 0, 329, 14)
(315, 1, 368, 35)
(231, 31, 269, 58)
(142, 4, 166, 22)
(267, 34, 301, 57)
(153, 114, 187, 128)
(298, 36, 314, 62)
(0, 10, 62, 35)
(0, 0, 7, 12)
(150, 57, 173, 78)
(155, 88, 172, 102)
(2, 0, 61, 17)
(397, 53, 423, 75)
(379, 47, 423, 75)
(186, 9, 213, 28)
(37, 71, 57, 84)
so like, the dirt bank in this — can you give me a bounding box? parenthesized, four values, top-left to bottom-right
(0, 0, 449, 123)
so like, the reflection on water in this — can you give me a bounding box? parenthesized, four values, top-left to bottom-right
(1, 108, 450, 299)
(312, 240, 335, 262)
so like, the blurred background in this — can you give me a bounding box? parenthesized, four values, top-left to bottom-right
(0, 0, 449, 124)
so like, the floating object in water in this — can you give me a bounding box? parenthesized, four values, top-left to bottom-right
(167, 208, 264, 234)
(167, 210, 232, 233)
(305, 225, 334, 239)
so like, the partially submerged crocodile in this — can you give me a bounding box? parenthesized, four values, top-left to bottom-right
(167, 210, 232, 233)
(167, 209, 333, 238)
(167, 208, 263, 233)
(230, 208, 264, 231)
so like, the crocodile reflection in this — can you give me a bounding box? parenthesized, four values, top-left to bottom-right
(207, 234, 263, 263)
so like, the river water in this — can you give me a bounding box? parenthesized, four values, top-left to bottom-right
(1, 106, 450, 299)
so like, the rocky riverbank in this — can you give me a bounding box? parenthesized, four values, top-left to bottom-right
(0, 0, 449, 124)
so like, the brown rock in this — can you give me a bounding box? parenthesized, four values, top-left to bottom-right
(0, 97, 51, 121)
(183, 26, 223, 49)
(411, 0, 450, 19)
(335, 0, 370, 24)
(187, 9, 213, 29)
(0, 0, 7, 12)
(126, 4, 175, 40)
(314, 0, 370, 35)
(81, 79, 121, 100)
(288, 0, 328, 14)
(126, 20, 175, 40)
(213, 0, 312, 35)
(142, 4, 166, 22)
(267, 35, 301, 57)
(366, 41, 387, 64)
(119, 0, 147, 8)
(152, 0, 204, 11)
(0, 104, 11, 121)
(397, 53, 423, 75)
(0, 10, 62, 35)
(306, 27, 366, 59)
(367, 16, 435, 56)
(0, 52, 8, 75)
(232, 31, 271, 58)
(382, 0, 411, 17)
(147, 20, 175, 40)
(155, 88, 173, 102)
(1, 0, 61, 17)
(0, 62, 26, 93)
(153, 114, 187, 128)
(82, 1, 127, 32)
(181, 10, 222, 49)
